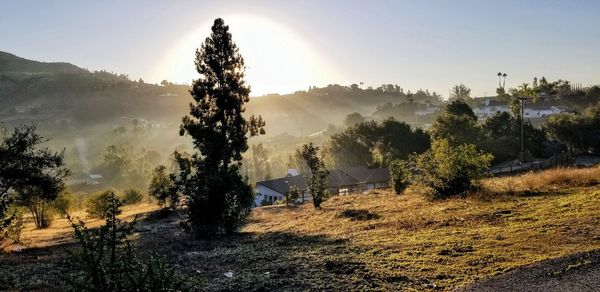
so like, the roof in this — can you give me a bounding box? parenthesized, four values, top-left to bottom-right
(256, 166, 390, 194)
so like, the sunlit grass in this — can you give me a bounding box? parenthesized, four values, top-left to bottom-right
(3, 167, 600, 290)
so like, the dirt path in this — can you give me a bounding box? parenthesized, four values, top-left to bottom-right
(457, 250, 600, 292)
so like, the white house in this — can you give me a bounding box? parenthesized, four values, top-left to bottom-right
(254, 166, 390, 207)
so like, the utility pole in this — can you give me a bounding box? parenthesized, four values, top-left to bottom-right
(518, 96, 532, 162)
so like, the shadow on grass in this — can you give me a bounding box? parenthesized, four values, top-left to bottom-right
(338, 209, 381, 221)
(1, 208, 409, 291)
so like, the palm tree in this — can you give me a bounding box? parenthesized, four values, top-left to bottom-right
(502, 73, 508, 89)
(497, 72, 502, 88)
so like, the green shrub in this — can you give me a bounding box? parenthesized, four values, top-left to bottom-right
(121, 188, 143, 205)
(53, 192, 74, 218)
(86, 190, 120, 218)
(285, 185, 301, 206)
(63, 191, 200, 291)
(389, 160, 412, 195)
(413, 139, 493, 199)
(260, 196, 272, 207)
(148, 165, 179, 209)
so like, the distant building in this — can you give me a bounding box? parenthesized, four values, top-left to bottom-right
(254, 166, 389, 206)
(473, 99, 566, 119)
(89, 174, 104, 184)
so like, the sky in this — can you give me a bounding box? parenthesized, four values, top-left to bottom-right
(1, 0, 600, 97)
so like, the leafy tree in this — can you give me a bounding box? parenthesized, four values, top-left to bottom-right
(326, 119, 430, 168)
(389, 160, 411, 195)
(86, 190, 121, 219)
(0, 125, 70, 229)
(148, 165, 179, 209)
(586, 86, 600, 105)
(430, 106, 481, 147)
(121, 188, 143, 205)
(450, 84, 471, 100)
(344, 112, 365, 127)
(481, 111, 548, 162)
(412, 139, 493, 199)
(301, 143, 329, 208)
(544, 102, 600, 154)
(178, 18, 265, 235)
(250, 143, 272, 181)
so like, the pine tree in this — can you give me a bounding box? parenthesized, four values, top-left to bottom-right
(178, 18, 265, 235)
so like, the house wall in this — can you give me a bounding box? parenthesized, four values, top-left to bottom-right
(255, 185, 284, 207)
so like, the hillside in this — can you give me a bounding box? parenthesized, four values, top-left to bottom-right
(0, 51, 87, 74)
(2, 167, 599, 291)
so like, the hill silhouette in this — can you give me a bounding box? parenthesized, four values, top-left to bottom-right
(0, 51, 87, 74)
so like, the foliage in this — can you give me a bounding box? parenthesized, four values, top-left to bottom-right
(412, 139, 493, 199)
(62, 191, 198, 291)
(285, 185, 301, 206)
(0, 125, 70, 229)
(0, 206, 23, 245)
(389, 160, 412, 195)
(326, 119, 430, 168)
(249, 143, 272, 182)
(344, 112, 365, 127)
(260, 196, 272, 207)
(121, 188, 143, 205)
(481, 111, 549, 161)
(52, 192, 74, 218)
(177, 18, 265, 236)
(544, 102, 600, 154)
(101, 144, 154, 189)
(148, 165, 179, 209)
(301, 143, 329, 208)
(450, 84, 472, 100)
(86, 190, 121, 219)
(430, 111, 481, 146)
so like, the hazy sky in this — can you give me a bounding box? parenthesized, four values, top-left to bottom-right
(1, 0, 599, 97)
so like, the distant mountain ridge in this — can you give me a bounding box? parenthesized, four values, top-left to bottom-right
(0, 51, 88, 74)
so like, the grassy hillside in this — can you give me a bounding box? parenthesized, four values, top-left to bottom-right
(1, 167, 599, 291)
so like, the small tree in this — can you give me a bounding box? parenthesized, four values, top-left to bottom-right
(389, 160, 412, 195)
(301, 143, 329, 208)
(413, 139, 493, 199)
(53, 192, 74, 218)
(121, 188, 143, 205)
(86, 190, 120, 219)
(285, 185, 301, 206)
(0, 125, 70, 229)
(148, 165, 179, 209)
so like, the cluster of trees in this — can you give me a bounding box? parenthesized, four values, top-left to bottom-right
(544, 102, 600, 154)
(430, 99, 550, 162)
(100, 144, 160, 189)
(325, 119, 430, 168)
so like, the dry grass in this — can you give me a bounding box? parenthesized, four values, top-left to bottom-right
(480, 166, 600, 196)
(2, 168, 600, 291)
(6, 203, 160, 251)
(244, 187, 600, 290)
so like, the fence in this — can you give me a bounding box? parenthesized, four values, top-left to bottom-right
(488, 152, 576, 176)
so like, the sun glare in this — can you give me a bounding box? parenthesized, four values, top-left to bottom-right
(155, 14, 340, 96)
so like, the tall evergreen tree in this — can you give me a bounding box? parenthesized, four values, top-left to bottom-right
(178, 18, 265, 235)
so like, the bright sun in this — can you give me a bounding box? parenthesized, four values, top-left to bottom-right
(155, 14, 341, 96)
